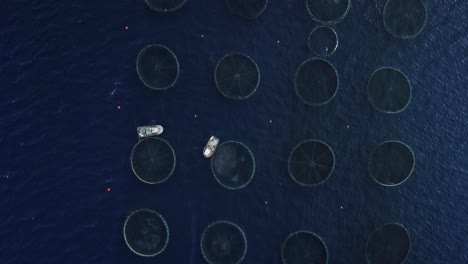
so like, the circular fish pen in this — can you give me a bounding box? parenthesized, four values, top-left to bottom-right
(305, 0, 351, 25)
(383, 0, 427, 39)
(144, 0, 188, 13)
(211, 141, 255, 190)
(367, 67, 411, 113)
(131, 137, 176, 184)
(123, 209, 169, 257)
(225, 0, 269, 19)
(214, 53, 260, 100)
(366, 223, 410, 264)
(288, 140, 335, 187)
(308, 26, 338, 57)
(294, 58, 338, 106)
(281, 231, 328, 264)
(368, 141, 414, 186)
(136, 44, 179, 90)
(200, 221, 247, 264)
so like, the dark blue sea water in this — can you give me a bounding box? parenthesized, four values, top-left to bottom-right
(1, 0, 467, 263)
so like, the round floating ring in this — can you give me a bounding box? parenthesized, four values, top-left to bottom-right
(366, 223, 410, 264)
(201, 221, 247, 264)
(215, 53, 260, 100)
(144, 0, 188, 13)
(308, 26, 339, 57)
(136, 44, 180, 90)
(281, 230, 328, 264)
(225, 0, 269, 19)
(131, 137, 176, 184)
(383, 0, 427, 39)
(368, 141, 414, 186)
(305, 0, 351, 25)
(123, 209, 169, 257)
(367, 67, 411, 113)
(294, 58, 339, 106)
(288, 140, 335, 187)
(211, 141, 255, 190)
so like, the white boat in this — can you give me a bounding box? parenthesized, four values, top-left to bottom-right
(137, 125, 164, 139)
(203, 136, 220, 158)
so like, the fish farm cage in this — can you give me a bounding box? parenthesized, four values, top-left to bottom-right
(136, 44, 180, 90)
(383, 0, 427, 39)
(366, 223, 410, 264)
(123, 209, 169, 257)
(144, 0, 188, 13)
(308, 26, 338, 57)
(211, 141, 255, 190)
(225, 0, 269, 19)
(214, 53, 260, 100)
(281, 231, 328, 264)
(367, 67, 411, 113)
(294, 58, 339, 106)
(368, 140, 415, 187)
(200, 220, 247, 264)
(288, 140, 335, 186)
(305, 0, 351, 25)
(130, 137, 176, 184)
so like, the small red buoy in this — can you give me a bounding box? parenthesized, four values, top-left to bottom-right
(125, 26, 128, 30)
(107, 188, 111, 192)
(117, 105, 121, 110)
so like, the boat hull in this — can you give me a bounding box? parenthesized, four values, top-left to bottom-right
(137, 125, 163, 138)
(203, 136, 220, 158)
